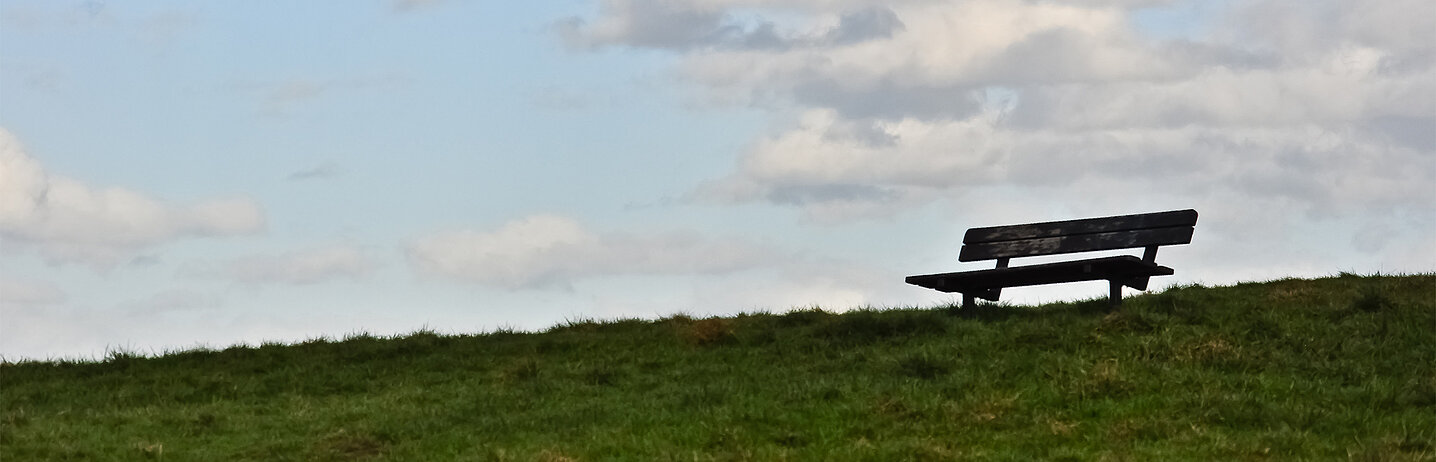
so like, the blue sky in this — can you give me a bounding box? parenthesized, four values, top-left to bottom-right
(2, 0, 1432, 360)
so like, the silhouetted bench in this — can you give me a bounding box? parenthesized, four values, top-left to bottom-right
(906, 209, 1197, 308)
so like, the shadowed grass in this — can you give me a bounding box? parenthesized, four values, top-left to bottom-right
(2, 273, 1433, 460)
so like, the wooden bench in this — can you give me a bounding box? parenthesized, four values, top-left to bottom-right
(906, 209, 1198, 308)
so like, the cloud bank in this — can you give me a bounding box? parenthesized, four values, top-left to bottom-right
(184, 245, 375, 286)
(0, 276, 66, 307)
(0, 128, 266, 268)
(563, 0, 1434, 228)
(407, 214, 781, 289)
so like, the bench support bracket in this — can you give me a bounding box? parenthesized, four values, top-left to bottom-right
(1142, 246, 1159, 263)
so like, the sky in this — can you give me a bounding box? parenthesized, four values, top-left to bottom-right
(1, 0, 1432, 361)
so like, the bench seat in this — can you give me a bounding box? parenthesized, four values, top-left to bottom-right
(906, 256, 1174, 302)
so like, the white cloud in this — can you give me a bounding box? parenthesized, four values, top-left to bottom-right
(407, 214, 782, 289)
(0, 128, 266, 269)
(186, 245, 375, 285)
(565, 0, 1432, 226)
(702, 108, 1432, 219)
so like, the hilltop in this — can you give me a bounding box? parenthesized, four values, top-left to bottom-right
(3, 273, 1434, 461)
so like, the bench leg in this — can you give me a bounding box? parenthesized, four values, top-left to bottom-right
(1109, 280, 1123, 307)
(963, 293, 975, 309)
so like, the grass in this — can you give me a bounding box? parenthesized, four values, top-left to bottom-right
(2, 273, 1434, 460)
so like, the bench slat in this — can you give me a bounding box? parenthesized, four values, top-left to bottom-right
(958, 226, 1194, 261)
(963, 209, 1197, 244)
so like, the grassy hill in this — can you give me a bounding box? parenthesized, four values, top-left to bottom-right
(3, 273, 1434, 461)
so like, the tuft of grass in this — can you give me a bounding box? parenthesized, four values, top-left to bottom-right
(309, 429, 388, 462)
(776, 306, 829, 327)
(1077, 358, 1132, 398)
(682, 318, 736, 346)
(1352, 284, 1398, 313)
(895, 353, 951, 380)
(581, 366, 620, 386)
(501, 357, 541, 382)
(133, 441, 163, 460)
(814, 308, 947, 344)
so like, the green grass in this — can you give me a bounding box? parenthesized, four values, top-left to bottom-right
(3, 273, 1434, 461)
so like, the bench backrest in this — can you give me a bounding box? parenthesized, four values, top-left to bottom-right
(958, 209, 1198, 262)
